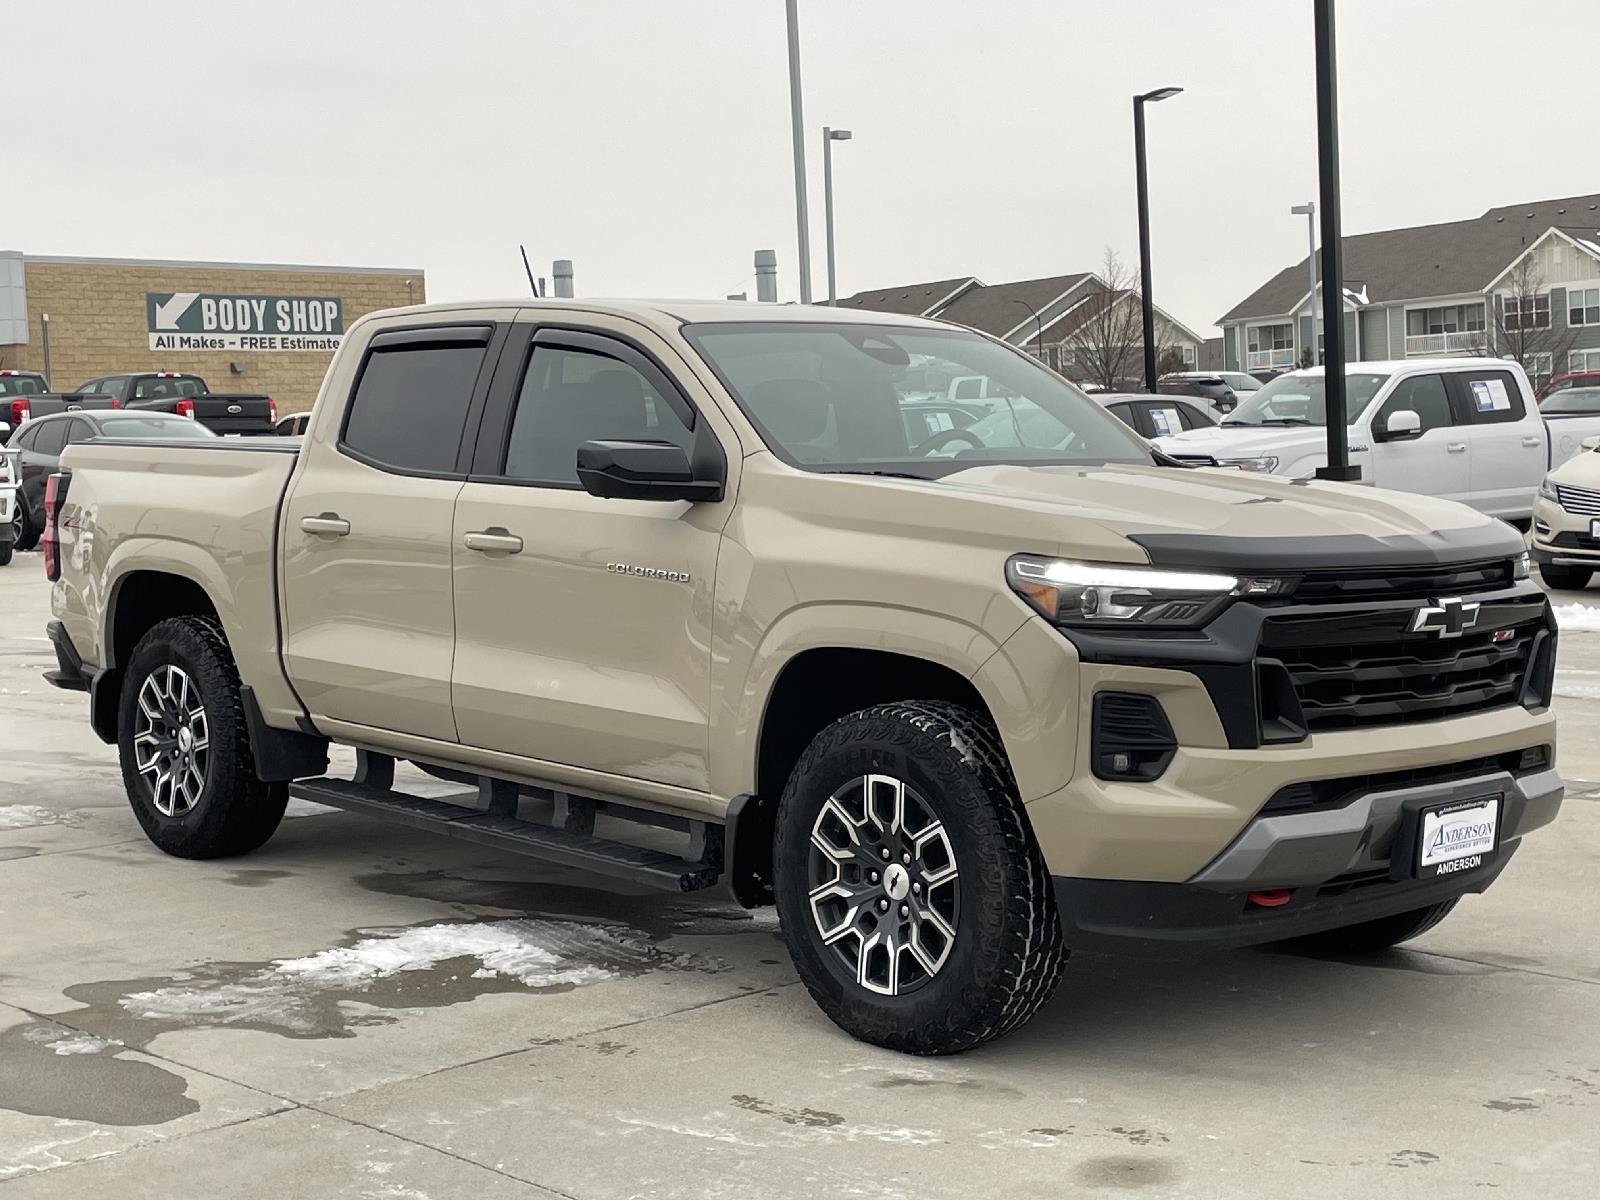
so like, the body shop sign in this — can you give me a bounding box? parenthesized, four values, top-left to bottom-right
(146, 293, 343, 351)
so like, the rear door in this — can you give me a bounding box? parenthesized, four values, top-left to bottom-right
(1450, 367, 1546, 517)
(18, 418, 69, 520)
(449, 318, 734, 794)
(281, 321, 506, 742)
(1367, 372, 1471, 504)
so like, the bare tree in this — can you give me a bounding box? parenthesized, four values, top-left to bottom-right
(1059, 249, 1145, 390)
(1492, 255, 1574, 388)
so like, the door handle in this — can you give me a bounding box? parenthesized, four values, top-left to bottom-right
(1447, 442, 1467, 454)
(463, 528, 523, 555)
(1522, 436, 1543, 447)
(300, 513, 350, 536)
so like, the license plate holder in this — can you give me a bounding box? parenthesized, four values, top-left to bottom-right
(1391, 793, 1502, 881)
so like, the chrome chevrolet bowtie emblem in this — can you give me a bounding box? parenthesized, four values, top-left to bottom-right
(1411, 596, 1481, 638)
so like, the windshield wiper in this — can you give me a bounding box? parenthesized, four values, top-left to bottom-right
(1254, 417, 1314, 426)
(828, 468, 932, 480)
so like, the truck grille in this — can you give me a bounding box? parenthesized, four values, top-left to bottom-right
(1260, 614, 1540, 732)
(1292, 559, 1514, 604)
(1555, 483, 1600, 515)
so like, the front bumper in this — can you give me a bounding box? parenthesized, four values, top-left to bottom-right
(1531, 494, 1600, 566)
(1050, 760, 1561, 955)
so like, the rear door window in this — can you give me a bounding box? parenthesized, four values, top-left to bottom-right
(1451, 369, 1526, 426)
(1377, 374, 1456, 434)
(341, 328, 493, 475)
(1105, 403, 1142, 434)
(31, 420, 70, 456)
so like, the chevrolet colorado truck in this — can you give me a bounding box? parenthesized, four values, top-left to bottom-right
(43, 300, 1562, 1054)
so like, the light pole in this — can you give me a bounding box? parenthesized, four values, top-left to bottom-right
(822, 127, 852, 304)
(785, 0, 812, 304)
(1134, 86, 1182, 393)
(1312, 0, 1358, 481)
(1291, 202, 1318, 364)
(1010, 299, 1045, 361)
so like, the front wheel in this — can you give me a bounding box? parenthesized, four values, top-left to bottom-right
(1539, 563, 1593, 590)
(13, 502, 38, 552)
(773, 701, 1066, 1055)
(117, 616, 287, 858)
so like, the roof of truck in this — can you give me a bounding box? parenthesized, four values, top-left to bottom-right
(359, 298, 952, 329)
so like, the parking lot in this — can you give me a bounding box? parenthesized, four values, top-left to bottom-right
(0, 552, 1596, 1199)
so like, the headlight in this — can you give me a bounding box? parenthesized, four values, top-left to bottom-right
(1538, 477, 1559, 505)
(1216, 455, 1279, 473)
(1006, 556, 1288, 628)
(1515, 551, 1531, 580)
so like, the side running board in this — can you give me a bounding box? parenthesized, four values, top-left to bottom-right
(289, 752, 723, 893)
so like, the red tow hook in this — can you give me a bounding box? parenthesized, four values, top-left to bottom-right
(1247, 888, 1293, 908)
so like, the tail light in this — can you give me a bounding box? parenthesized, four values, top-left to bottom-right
(110, 398, 122, 409)
(268, 398, 278, 423)
(176, 399, 195, 418)
(43, 471, 70, 582)
(9, 399, 29, 425)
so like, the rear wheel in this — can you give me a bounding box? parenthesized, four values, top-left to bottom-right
(117, 616, 286, 858)
(12, 502, 38, 552)
(773, 701, 1065, 1055)
(1539, 563, 1593, 590)
(1281, 899, 1459, 955)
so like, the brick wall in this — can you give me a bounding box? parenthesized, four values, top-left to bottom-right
(0, 258, 424, 413)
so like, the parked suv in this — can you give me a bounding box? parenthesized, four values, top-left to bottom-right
(44, 301, 1562, 1054)
(1157, 371, 1257, 417)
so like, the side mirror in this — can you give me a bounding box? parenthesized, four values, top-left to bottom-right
(575, 439, 724, 502)
(1379, 409, 1422, 442)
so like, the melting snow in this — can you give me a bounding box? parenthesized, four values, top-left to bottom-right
(283, 798, 339, 819)
(120, 919, 701, 1031)
(1553, 603, 1600, 632)
(0, 805, 71, 830)
(44, 1033, 124, 1056)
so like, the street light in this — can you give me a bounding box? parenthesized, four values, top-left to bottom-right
(1010, 298, 1045, 361)
(1134, 85, 1182, 392)
(785, 0, 812, 304)
(1291, 202, 1318, 364)
(823, 126, 853, 304)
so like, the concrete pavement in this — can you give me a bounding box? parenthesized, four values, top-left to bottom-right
(1, 551, 1597, 1199)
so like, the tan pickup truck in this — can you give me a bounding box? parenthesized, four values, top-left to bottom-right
(43, 300, 1562, 1053)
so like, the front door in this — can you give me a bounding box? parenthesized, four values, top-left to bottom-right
(450, 321, 731, 793)
(1450, 367, 1546, 517)
(1368, 372, 1471, 504)
(281, 321, 504, 741)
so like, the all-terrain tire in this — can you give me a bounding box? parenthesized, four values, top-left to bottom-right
(1281, 898, 1459, 955)
(773, 701, 1066, 1055)
(117, 616, 287, 858)
(1539, 563, 1592, 590)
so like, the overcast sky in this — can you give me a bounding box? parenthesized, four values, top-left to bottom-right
(8, 1, 1594, 335)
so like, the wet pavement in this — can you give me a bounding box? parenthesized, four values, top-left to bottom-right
(2, 554, 1598, 1198)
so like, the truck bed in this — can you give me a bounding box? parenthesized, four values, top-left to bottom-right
(53, 437, 303, 723)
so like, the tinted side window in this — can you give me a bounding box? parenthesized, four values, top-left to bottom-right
(32, 420, 70, 455)
(342, 339, 488, 474)
(63, 418, 95, 445)
(1105, 403, 1139, 433)
(1175, 403, 1210, 430)
(1379, 375, 1454, 433)
(502, 346, 693, 485)
(12, 425, 37, 449)
(1457, 370, 1526, 425)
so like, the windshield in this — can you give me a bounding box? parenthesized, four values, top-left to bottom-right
(684, 323, 1152, 477)
(1542, 387, 1600, 414)
(0, 375, 47, 397)
(94, 416, 219, 439)
(1224, 372, 1390, 427)
(1222, 373, 1261, 392)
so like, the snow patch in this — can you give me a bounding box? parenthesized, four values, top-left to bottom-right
(1553, 603, 1600, 632)
(119, 919, 707, 1032)
(0, 805, 73, 830)
(45, 1033, 124, 1056)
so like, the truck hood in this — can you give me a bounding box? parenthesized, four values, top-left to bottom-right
(1150, 423, 1337, 462)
